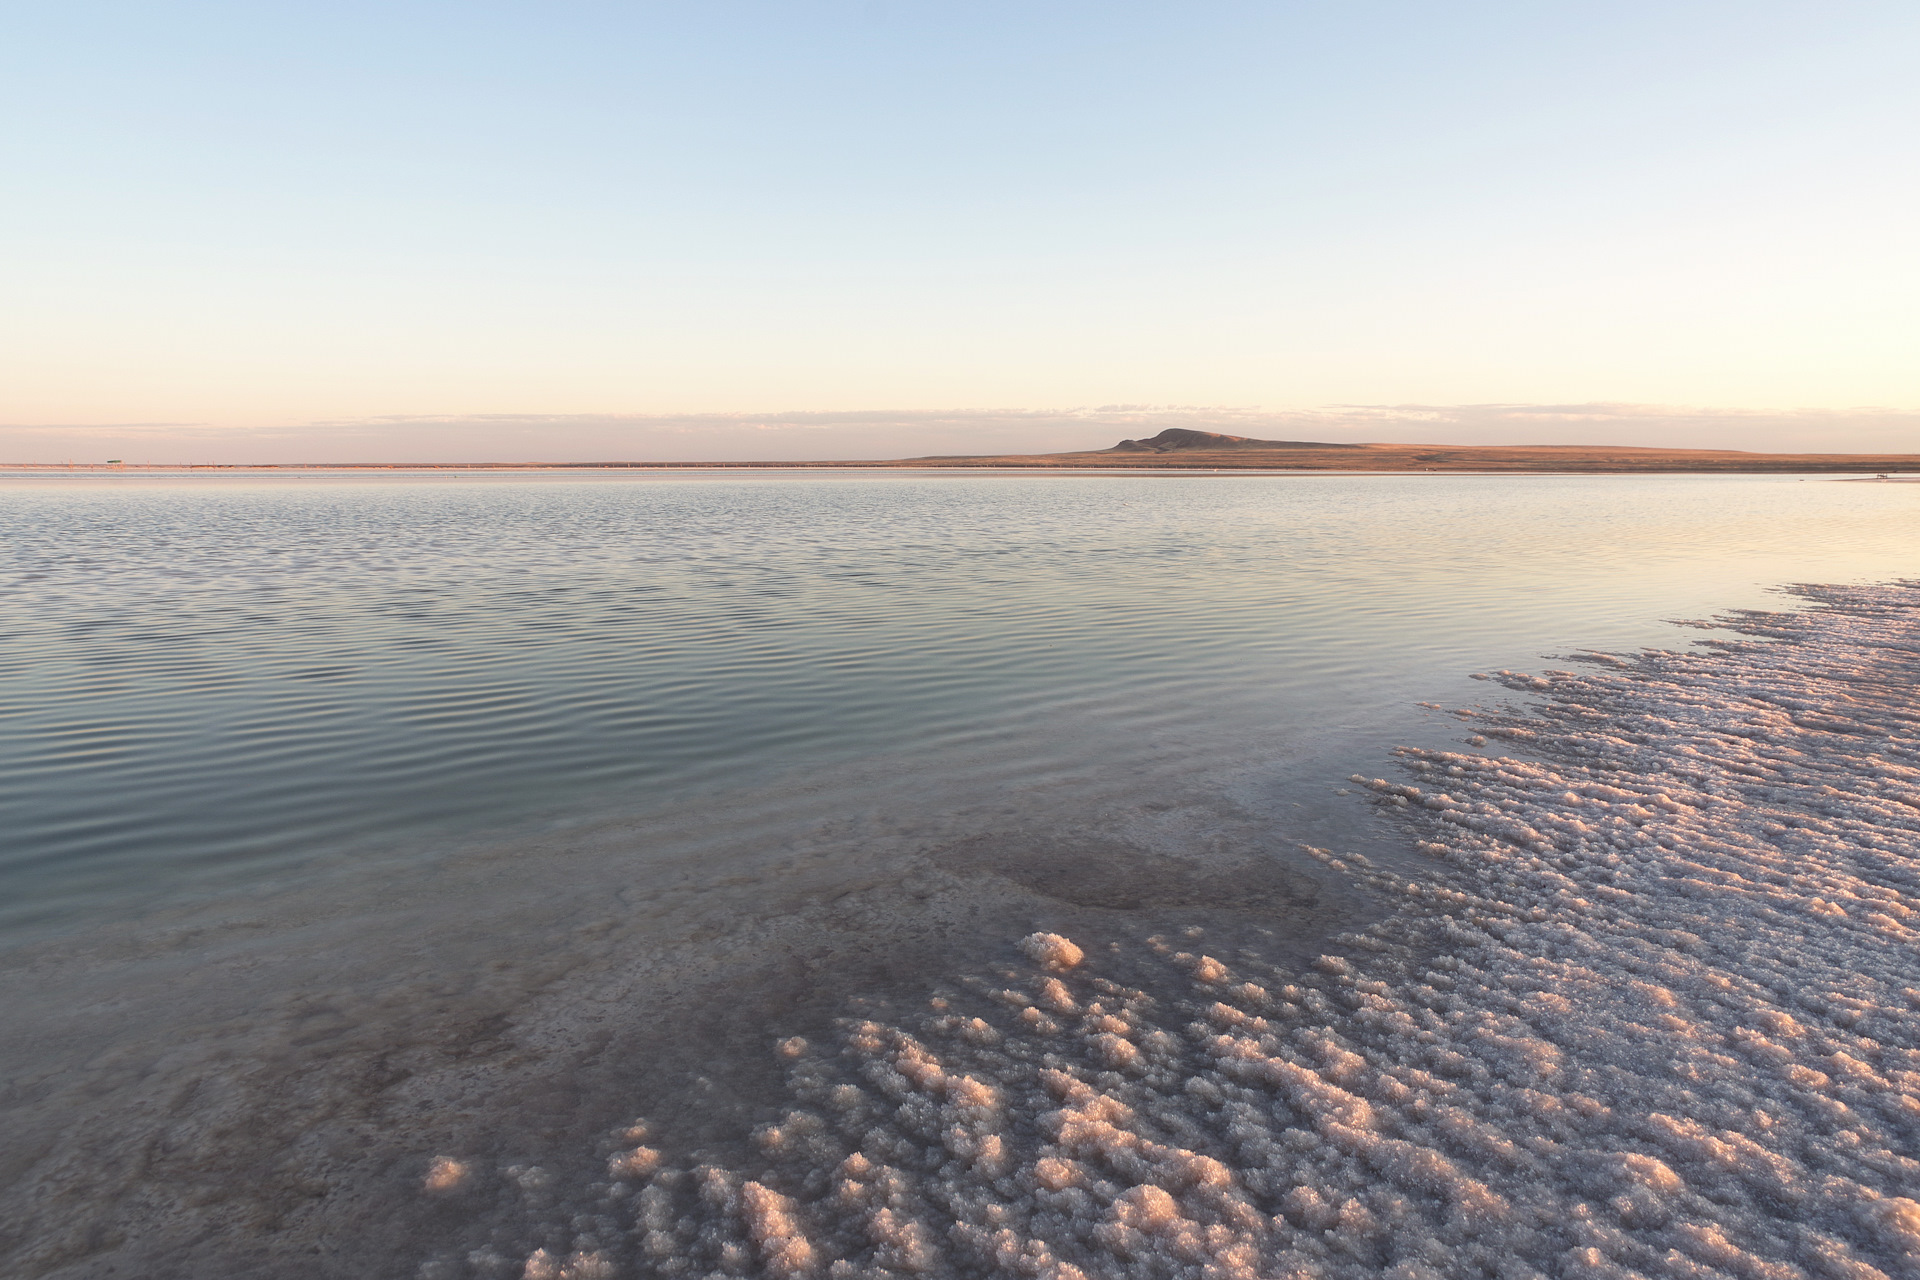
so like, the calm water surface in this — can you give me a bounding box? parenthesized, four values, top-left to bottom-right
(2, 470, 1915, 937)
(3, 469, 1917, 1278)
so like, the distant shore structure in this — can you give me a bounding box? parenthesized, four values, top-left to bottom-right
(9, 431, 1920, 474)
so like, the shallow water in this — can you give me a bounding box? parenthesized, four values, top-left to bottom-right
(4, 470, 1913, 934)
(0, 470, 1914, 1277)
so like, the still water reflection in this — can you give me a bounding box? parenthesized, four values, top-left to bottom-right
(2, 470, 1914, 936)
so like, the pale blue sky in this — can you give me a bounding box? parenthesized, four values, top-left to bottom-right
(2, 2, 1916, 458)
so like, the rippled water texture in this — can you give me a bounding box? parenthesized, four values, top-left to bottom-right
(0, 471, 1914, 1278)
(4, 470, 1914, 933)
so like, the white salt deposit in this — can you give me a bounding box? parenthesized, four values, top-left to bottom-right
(419, 581, 1920, 1279)
(427, 1158, 474, 1194)
(1020, 933, 1086, 972)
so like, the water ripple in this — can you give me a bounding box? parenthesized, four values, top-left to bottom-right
(2, 472, 1914, 932)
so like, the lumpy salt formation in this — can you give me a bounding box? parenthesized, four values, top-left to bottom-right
(426, 582, 1920, 1280)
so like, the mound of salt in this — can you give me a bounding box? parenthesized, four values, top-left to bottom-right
(1018, 933, 1086, 972)
(419, 582, 1920, 1280)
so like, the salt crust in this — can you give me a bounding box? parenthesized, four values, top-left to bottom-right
(428, 582, 1920, 1280)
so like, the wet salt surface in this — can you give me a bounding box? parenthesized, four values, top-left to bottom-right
(3, 473, 1919, 1277)
(405, 582, 1920, 1280)
(1, 742, 1379, 1279)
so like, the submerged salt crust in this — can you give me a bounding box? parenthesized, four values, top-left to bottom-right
(420, 582, 1920, 1280)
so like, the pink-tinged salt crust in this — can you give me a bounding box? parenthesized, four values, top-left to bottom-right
(432, 582, 1920, 1280)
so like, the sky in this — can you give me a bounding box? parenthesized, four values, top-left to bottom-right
(2, 1, 1916, 462)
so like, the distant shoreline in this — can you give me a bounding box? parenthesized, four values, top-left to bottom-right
(10, 429, 1920, 475)
(7, 455, 1919, 476)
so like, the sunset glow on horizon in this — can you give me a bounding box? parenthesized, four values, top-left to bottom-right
(3, 2, 1915, 459)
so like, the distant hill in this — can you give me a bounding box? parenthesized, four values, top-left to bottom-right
(1108, 428, 1361, 452)
(893, 437, 1920, 473)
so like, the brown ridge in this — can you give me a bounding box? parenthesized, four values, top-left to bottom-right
(12, 428, 1920, 472)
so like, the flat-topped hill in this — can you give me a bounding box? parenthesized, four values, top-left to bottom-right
(1108, 428, 1363, 453)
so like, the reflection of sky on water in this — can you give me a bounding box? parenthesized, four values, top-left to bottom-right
(1, 472, 1913, 935)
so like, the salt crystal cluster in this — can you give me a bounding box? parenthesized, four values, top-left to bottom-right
(433, 582, 1920, 1280)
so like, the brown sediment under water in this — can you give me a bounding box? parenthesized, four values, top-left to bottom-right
(2, 471, 1917, 1277)
(1, 762, 1372, 1278)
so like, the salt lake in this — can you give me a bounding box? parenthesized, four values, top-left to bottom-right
(2, 470, 1914, 1279)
